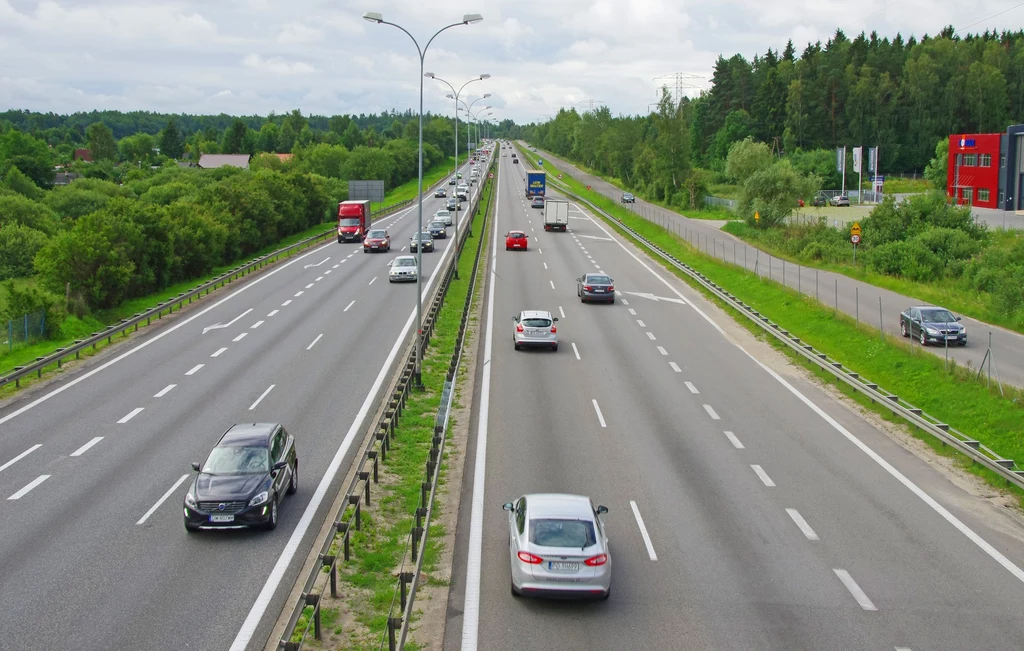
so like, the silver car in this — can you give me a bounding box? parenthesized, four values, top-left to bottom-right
(512, 310, 558, 351)
(577, 273, 615, 304)
(434, 209, 454, 226)
(388, 255, 418, 283)
(503, 493, 611, 599)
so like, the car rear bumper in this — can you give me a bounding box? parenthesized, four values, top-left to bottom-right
(514, 581, 610, 599)
(581, 291, 614, 302)
(514, 335, 557, 347)
(923, 334, 966, 345)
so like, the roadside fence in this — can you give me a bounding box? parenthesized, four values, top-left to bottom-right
(4, 310, 47, 351)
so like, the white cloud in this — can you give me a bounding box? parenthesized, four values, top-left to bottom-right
(0, 0, 1018, 121)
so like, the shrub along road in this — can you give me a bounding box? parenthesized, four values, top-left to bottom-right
(520, 144, 1024, 389)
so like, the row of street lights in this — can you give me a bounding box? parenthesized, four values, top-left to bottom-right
(362, 11, 492, 389)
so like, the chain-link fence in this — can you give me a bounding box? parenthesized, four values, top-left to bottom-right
(4, 310, 46, 351)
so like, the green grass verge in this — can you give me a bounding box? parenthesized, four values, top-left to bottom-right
(520, 148, 1024, 505)
(302, 168, 494, 649)
(883, 177, 931, 194)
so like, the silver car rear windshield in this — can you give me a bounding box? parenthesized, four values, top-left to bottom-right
(521, 318, 551, 328)
(529, 519, 596, 547)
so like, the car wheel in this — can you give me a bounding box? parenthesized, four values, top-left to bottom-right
(959, 341, 967, 347)
(580, 296, 586, 303)
(287, 462, 298, 495)
(506, 246, 511, 250)
(920, 331, 927, 346)
(608, 297, 615, 304)
(900, 321, 908, 337)
(514, 341, 521, 351)
(600, 588, 611, 601)
(389, 278, 394, 283)
(265, 499, 279, 530)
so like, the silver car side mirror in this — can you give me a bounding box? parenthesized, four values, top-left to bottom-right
(502, 502, 514, 511)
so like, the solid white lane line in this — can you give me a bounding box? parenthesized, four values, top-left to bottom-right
(543, 262, 548, 269)
(306, 334, 323, 350)
(211, 347, 228, 358)
(833, 569, 877, 611)
(0, 445, 42, 473)
(233, 332, 248, 342)
(154, 384, 176, 398)
(724, 431, 745, 449)
(136, 474, 189, 525)
(8, 475, 50, 500)
(787, 508, 819, 541)
(249, 384, 276, 410)
(751, 465, 776, 487)
(305, 283, 314, 289)
(684, 381, 699, 394)
(559, 306, 565, 318)
(646, 332, 656, 340)
(549, 280, 555, 290)
(185, 364, 204, 376)
(267, 310, 279, 317)
(282, 300, 292, 306)
(703, 404, 720, 420)
(629, 500, 659, 561)
(70, 437, 104, 457)
(344, 300, 355, 312)
(628, 308, 637, 315)
(294, 291, 304, 297)
(592, 399, 607, 427)
(118, 407, 144, 424)
(369, 277, 377, 286)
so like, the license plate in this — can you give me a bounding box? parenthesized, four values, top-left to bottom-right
(370, 245, 379, 249)
(528, 329, 544, 335)
(592, 289, 604, 293)
(946, 336, 958, 340)
(209, 514, 234, 523)
(548, 561, 579, 571)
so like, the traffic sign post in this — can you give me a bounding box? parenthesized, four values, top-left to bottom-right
(851, 229, 861, 264)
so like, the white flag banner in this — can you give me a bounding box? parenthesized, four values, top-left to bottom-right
(868, 147, 878, 173)
(853, 147, 862, 174)
(836, 147, 844, 172)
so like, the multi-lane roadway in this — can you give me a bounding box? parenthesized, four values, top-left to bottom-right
(0, 159, 484, 651)
(444, 147, 1024, 650)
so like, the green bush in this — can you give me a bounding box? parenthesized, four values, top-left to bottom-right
(866, 239, 942, 281)
(0, 281, 66, 339)
(0, 224, 49, 280)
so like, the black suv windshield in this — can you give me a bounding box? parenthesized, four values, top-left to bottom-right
(921, 309, 956, 322)
(203, 446, 269, 474)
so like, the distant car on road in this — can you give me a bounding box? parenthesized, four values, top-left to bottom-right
(512, 310, 558, 351)
(389, 255, 418, 282)
(830, 194, 851, 207)
(503, 493, 611, 599)
(434, 208, 454, 226)
(409, 232, 434, 253)
(434, 187, 447, 198)
(446, 198, 460, 212)
(428, 220, 447, 239)
(577, 273, 615, 304)
(184, 423, 298, 532)
(449, 177, 457, 185)
(362, 229, 391, 253)
(530, 196, 544, 209)
(505, 230, 528, 250)
(513, 158, 519, 164)
(621, 192, 635, 203)
(900, 306, 966, 346)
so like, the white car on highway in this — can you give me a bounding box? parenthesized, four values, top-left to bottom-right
(388, 255, 418, 283)
(503, 493, 611, 599)
(434, 208, 454, 226)
(512, 310, 558, 351)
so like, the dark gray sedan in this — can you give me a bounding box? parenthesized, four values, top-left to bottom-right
(409, 232, 435, 253)
(900, 306, 966, 346)
(577, 273, 615, 304)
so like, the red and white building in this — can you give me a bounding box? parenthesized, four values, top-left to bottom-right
(947, 133, 1001, 209)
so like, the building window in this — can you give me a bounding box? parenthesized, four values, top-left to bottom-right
(980, 153, 992, 167)
(999, 189, 1005, 206)
(962, 188, 973, 204)
(978, 188, 990, 202)
(963, 154, 977, 166)
(1001, 153, 1007, 168)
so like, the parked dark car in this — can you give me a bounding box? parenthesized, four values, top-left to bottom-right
(184, 423, 298, 532)
(577, 272, 615, 304)
(621, 193, 635, 203)
(811, 194, 828, 207)
(900, 306, 966, 346)
(830, 194, 851, 207)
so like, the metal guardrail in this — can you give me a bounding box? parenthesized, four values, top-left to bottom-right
(554, 182, 1024, 491)
(0, 173, 464, 391)
(277, 154, 496, 651)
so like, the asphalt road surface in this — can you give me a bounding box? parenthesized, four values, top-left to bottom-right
(0, 158, 486, 651)
(528, 145, 1024, 390)
(442, 146, 1024, 651)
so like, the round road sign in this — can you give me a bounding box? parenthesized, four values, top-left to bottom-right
(488, 172, 494, 179)
(851, 234, 861, 244)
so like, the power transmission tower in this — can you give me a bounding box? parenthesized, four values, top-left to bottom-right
(652, 73, 704, 107)
(574, 99, 605, 112)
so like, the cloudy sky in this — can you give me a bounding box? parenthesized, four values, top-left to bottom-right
(0, 0, 1021, 124)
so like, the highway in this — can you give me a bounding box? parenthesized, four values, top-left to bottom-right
(443, 148, 1024, 650)
(0, 158, 484, 651)
(528, 146, 1024, 389)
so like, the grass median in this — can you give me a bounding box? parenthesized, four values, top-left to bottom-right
(288, 167, 495, 650)
(519, 147, 1024, 503)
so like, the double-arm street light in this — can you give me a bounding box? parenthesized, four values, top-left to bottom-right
(363, 11, 482, 389)
(425, 73, 490, 277)
(459, 97, 491, 162)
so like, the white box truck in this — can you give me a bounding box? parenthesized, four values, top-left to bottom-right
(543, 199, 569, 232)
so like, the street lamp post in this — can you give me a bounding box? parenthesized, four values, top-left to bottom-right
(364, 11, 482, 389)
(461, 97, 491, 168)
(425, 73, 490, 278)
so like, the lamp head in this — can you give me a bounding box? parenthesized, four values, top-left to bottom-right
(462, 13, 483, 24)
(446, 94, 455, 99)
(483, 93, 491, 98)
(480, 74, 491, 80)
(424, 72, 435, 79)
(362, 11, 383, 23)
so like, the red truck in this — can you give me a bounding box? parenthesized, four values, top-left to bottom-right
(337, 200, 371, 243)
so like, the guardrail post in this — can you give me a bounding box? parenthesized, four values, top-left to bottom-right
(388, 617, 401, 651)
(411, 525, 423, 561)
(400, 571, 414, 610)
(305, 593, 322, 640)
(360, 471, 371, 505)
(349, 495, 361, 530)
(322, 554, 338, 597)
(336, 521, 351, 561)
(369, 450, 379, 483)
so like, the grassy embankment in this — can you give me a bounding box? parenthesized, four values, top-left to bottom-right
(0, 157, 458, 391)
(518, 145, 1024, 503)
(288, 165, 495, 649)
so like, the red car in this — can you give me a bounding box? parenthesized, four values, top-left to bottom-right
(362, 228, 391, 253)
(505, 231, 528, 251)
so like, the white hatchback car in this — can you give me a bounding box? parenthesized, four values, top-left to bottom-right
(512, 310, 558, 351)
(388, 255, 418, 283)
(503, 494, 611, 599)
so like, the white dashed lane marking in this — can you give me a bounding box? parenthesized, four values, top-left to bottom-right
(118, 407, 144, 424)
(724, 431, 744, 449)
(154, 384, 176, 398)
